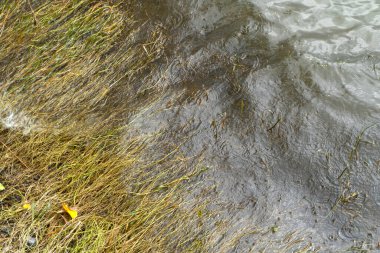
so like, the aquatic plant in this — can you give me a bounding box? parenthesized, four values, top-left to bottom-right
(0, 1, 204, 252)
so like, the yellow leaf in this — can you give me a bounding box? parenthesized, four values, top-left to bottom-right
(0, 183, 5, 191)
(23, 203, 31, 210)
(62, 203, 78, 219)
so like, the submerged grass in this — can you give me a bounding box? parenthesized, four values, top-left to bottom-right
(0, 1, 204, 252)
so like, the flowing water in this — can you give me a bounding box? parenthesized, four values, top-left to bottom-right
(1, 0, 379, 252)
(129, 0, 380, 252)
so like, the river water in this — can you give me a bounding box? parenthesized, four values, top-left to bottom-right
(129, 0, 380, 252)
(0, 0, 378, 252)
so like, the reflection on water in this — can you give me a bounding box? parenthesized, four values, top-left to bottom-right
(131, 0, 380, 251)
(260, 0, 380, 111)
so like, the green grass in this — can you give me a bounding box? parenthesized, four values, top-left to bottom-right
(0, 1, 348, 252)
(0, 126, 204, 252)
(0, 1, 204, 252)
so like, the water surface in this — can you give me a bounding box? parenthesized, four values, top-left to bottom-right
(131, 0, 380, 251)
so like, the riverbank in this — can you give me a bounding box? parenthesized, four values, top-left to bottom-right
(0, 1, 204, 252)
(2, 0, 380, 252)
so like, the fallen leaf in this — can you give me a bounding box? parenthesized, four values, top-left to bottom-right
(62, 203, 78, 219)
(23, 202, 31, 210)
(271, 226, 279, 233)
(0, 183, 5, 191)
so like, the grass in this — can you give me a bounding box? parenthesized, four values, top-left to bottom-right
(0, 126, 204, 252)
(0, 1, 205, 252)
(0, 1, 364, 252)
